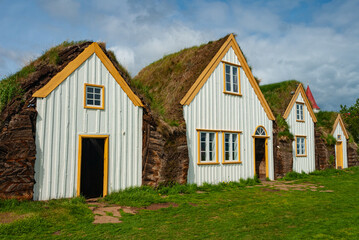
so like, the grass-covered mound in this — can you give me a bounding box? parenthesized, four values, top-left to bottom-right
(260, 80, 301, 117)
(132, 35, 230, 125)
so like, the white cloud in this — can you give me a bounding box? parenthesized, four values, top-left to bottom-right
(37, 0, 80, 19)
(2, 0, 359, 111)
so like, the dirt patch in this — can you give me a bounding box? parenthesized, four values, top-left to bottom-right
(87, 200, 179, 224)
(261, 181, 333, 192)
(0, 212, 29, 224)
(145, 202, 178, 210)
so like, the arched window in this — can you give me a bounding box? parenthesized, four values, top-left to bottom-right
(255, 126, 266, 136)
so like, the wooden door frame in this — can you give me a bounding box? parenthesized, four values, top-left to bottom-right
(252, 126, 269, 178)
(77, 135, 109, 197)
(336, 141, 343, 169)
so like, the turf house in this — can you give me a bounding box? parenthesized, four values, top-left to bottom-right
(134, 33, 276, 185)
(0, 41, 144, 200)
(331, 114, 349, 169)
(261, 81, 317, 175)
(261, 81, 359, 177)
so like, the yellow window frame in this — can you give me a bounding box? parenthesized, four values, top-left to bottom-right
(295, 135, 307, 157)
(197, 129, 219, 165)
(296, 102, 305, 122)
(84, 83, 105, 110)
(222, 61, 241, 96)
(222, 131, 241, 164)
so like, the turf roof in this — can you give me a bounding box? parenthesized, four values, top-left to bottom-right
(0, 40, 134, 122)
(260, 80, 302, 117)
(132, 34, 231, 124)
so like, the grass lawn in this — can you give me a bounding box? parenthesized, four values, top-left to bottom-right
(1, 167, 359, 239)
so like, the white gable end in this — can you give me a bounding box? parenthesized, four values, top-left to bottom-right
(184, 47, 274, 184)
(286, 92, 315, 173)
(33, 53, 143, 200)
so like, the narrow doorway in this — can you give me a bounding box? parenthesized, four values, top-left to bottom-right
(336, 142, 343, 169)
(78, 135, 109, 198)
(255, 138, 266, 179)
(253, 126, 268, 180)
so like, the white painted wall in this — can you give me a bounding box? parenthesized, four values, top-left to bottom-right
(33, 53, 143, 200)
(333, 124, 348, 168)
(184, 47, 274, 185)
(286, 93, 315, 173)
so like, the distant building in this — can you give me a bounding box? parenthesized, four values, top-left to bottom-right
(306, 86, 320, 113)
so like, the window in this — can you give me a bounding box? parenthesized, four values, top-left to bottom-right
(223, 132, 240, 163)
(296, 136, 306, 156)
(84, 84, 104, 109)
(198, 131, 218, 164)
(255, 127, 266, 136)
(337, 135, 342, 141)
(224, 63, 240, 95)
(296, 103, 304, 121)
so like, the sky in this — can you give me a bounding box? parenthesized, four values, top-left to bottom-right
(1, 0, 359, 111)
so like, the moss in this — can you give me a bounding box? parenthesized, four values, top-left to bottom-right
(132, 35, 230, 124)
(329, 155, 335, 166)
(260, 80, 301, 116)
(0, 64, 36, 111)
(316, 111, 338, 133)
(323, 134, 337, 146)
(276, 114, 294, 140)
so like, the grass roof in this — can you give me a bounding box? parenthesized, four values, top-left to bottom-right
(132, 34, 230, 125)
(0, 40, 133, 129)
(0, 41, 133, 111)
(260, 80, 302, 117)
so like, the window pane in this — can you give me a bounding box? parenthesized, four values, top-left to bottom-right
(87, 93, 93, 99)
(87, 100, 93, 105)
(201, 133, 206, 141)
(226, 65, 231, 74)
(95, 88, 101, 94)
(232, 66, 237, 76)
(225, 152, 230, 161)
(201, 152, 206, 161)
(94, 94, 101, 100)
(226, 74, 231, 91)
(95, 100, 101, 106)
(87, 87, 93, 93)
(201, 142, 206, 151)
(233, 83, 238, 93)
(209, 133, 215, 142)
(209, 151, 213, 161)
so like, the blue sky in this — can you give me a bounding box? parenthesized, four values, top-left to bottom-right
(1, 0, 359, 111)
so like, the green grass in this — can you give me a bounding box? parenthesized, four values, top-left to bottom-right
(1, 168, 359, 239)
(0, 65, 36, 111)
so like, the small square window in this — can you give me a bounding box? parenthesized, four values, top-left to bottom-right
(84, 84, 104, 109)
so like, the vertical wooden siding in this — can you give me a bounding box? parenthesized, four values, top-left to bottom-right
(33, 54, 143, 200)
(184, 47, 274, 185)
(286, 93, 316, 173)
(333, 124, 348, 168)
